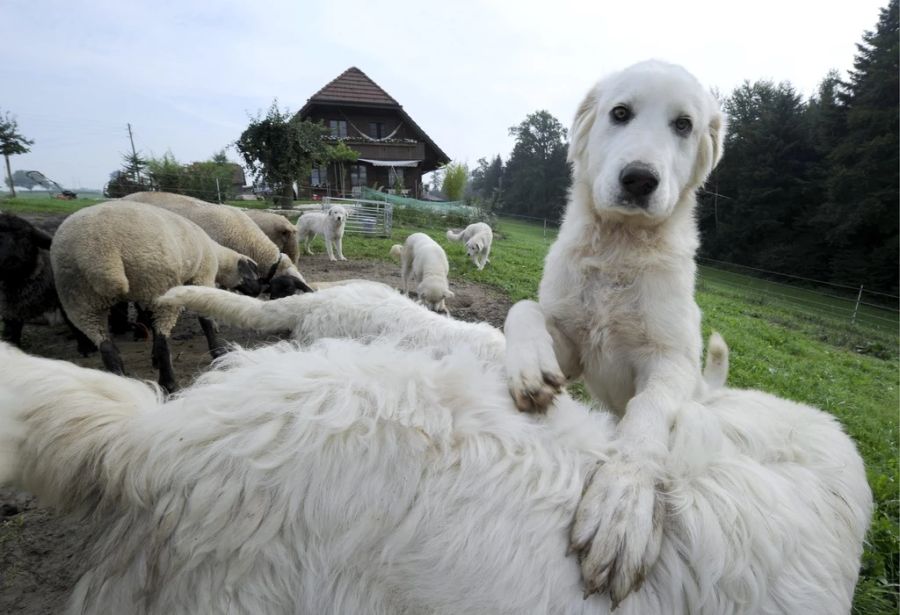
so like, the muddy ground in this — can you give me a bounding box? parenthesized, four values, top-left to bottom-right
(0, 244, 512, 614)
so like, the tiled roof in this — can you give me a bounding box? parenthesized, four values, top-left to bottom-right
(308, 67, 399, 106)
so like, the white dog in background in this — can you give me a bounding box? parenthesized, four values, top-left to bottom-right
(390, 233, 453, 315)
(296, 205, 348, 261)
(447, 222, 493, 270)
(504, 60, 728, 603)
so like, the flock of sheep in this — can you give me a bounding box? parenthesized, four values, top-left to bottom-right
(0, 192, 493, 391)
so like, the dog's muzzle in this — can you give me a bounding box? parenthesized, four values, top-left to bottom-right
(619, 163, 659, 207)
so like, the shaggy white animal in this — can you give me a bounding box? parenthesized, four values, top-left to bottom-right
(389, 232, 453, 314)
(0, 338, 870, 614)
(296, 205, 348, 261)
(243, 209, 300, 264)
(50, 201, 259, 392)
(158, 281, 506, 362)
(504, 60, 728, 601)
(447, 222, 493, 270)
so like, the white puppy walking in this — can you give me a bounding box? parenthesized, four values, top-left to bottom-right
(447, 222, 493, 270)
(390, 233, 453, 315)
(296, 205, 348, 261)
(504, 60, 728, 604)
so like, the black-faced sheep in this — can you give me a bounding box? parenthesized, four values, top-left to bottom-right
(243, 209, 300, 265)
(50, 201, 260, 392)
(121, 192, 313, 295)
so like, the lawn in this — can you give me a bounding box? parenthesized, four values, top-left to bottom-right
(3, 196, 897, 612)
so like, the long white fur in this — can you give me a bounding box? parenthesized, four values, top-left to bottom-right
(0, 338, 870, 614)
(158, 281, 505, 362)
(504, 60, 730, 602)
(296, 205, 348, 261)
(447, 222, 493, 270)
(390, 232, 454, 314)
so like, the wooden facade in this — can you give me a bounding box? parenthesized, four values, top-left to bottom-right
(296, 67, 449, 199)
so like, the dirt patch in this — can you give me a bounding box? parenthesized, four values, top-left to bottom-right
(0, 245, 512, 613)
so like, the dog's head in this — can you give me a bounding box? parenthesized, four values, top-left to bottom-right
(569, 60, 726, 222)
(465, 238, 482, 257)
(417, 283, 453, 315)
(328, 206, 347, 225)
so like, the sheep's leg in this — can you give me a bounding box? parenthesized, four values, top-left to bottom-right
(150, 330, 177, 393)
(61, 310, 96, 356)
(149, 304, 183, 393)
(1, 319, 24, 347)
(134, 305, 153, 341)
(198, 316, 227, 359)
(99, 340, 125, 376)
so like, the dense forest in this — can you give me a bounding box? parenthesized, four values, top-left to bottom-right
(471, 0, 898, 295)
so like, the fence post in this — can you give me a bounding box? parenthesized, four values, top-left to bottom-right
(215, 178, 222, 204)
(851, 285, 864, 324)
(543, 218, 547, 240)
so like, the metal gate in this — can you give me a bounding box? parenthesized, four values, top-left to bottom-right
(322, 197, 393, 237)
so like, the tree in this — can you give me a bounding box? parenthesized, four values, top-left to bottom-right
(470, 155, 504, 204)
(325, 141, 359, 196)
(235, 101, 330, 207)
(814, 0, 899, 292)
(0, 111, 34, 198)
(440, 162, 468, 201)
(503, 111, 570, 218)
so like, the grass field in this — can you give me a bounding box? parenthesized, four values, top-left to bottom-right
(3, 196, 898, 612)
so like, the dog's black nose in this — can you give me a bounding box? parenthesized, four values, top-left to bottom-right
(620, 164, 659, 199)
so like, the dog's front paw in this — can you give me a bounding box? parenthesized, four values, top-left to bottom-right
(570, 458, 664, 608)
(338, 256, 347, 261)
(505, 339, 565, 413)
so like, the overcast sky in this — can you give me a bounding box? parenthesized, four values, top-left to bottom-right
(3, 0, 887, 191)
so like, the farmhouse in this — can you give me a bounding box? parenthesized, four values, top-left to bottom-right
(296, 67, 449, 199)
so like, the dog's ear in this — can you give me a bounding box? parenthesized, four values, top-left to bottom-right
(568, 85, 599, 167)
(691, 96, 728, 187)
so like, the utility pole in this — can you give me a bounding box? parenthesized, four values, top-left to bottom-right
(127, 123, 139, 183)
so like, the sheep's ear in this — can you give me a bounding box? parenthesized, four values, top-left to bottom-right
(568, 85, 599, 166)
(31, 227, 53, 250)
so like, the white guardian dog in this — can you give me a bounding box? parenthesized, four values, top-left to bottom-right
(0, 336, 870, 614)
(390, 232, 453, 314)
(296, 205, 348, 261)
(447, 222, 493, 270)
(504, 60, 730, 602)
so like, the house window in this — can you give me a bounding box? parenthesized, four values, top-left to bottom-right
(350, 164, 367, 188)
(310, 166, 327, 187)
(369, 122, 384, 139)
(328, 120, 347, 138)
(389, 166, 404, 188)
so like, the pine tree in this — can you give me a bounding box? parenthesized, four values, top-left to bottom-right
(815, 0, 899, 292)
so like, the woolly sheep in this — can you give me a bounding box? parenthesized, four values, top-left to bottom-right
(50, 200, 260, 392)
(0, 334, 870, 613)
(447, 222, 493, 270)
(389, 232, 453, 314)
(243, 209, 300, 264)
(296, 205, 348, 261)
(0, 213, 93, 354)
(122, 192, 313, 295)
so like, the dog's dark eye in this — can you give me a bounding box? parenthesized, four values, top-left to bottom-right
(610, 105, 632, 124)
(674, 117, 692, 135)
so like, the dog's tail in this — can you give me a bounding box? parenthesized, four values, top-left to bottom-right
(389, 244, 404, 259)
(446, 229, 464, 242)
(158, 286, 301, 333)
(702, 331, 729, 389)
(0, 342, 162, 511)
